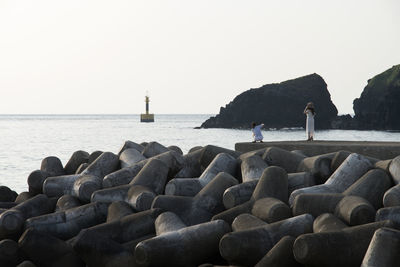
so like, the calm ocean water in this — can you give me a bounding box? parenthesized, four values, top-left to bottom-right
(1, 114, 400, 193)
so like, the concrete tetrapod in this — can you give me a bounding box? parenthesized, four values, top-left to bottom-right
(254, 236, 301, 267)
(141, 141, 170, 158)
(27, 170, 50, 195)
(88, 150, 103, 164)
(334, 195, 376, 226)
(0, 239, 19, 267)
(287, 172, 315, 195)
(75, 163, 88, 174)
(25, 202, 109, 240)
(43, 174, 81, 198)
(0, 194, 55, 239)
(198, 145, 241, 171)
(343, 168, 392, 209)
(174, 148, 203, 178)
(80, 151, 120, 179)
(19, 228, 84, 267)
(292, 193, 344, 218)
(72, 174, 103, 203)
(289, 153, 373, 205)
(168, 145, 183, 155)
(55, 195, 81, 211)
(74, 208, 162, 244)
(330, 150, 351, 172)
(127, 159, 169, 211)
(152, 172, 238, 226)
(220, 154, 268, 209)
(383, 183, 400, 207)
(293, 193, 376, 226)
(147, 150, 185, 178)
(117, 140, 144, 155)
(213, 166, 288, 224)
(376, 206, 400, 224)
(40, 156, 65, 177)
(361, 227, 400, 267)
(135, 219, 231, 267)
(293, 220, 397, 267)
(92, 158, 169, 206)
(154, 211, 186, 235)
(103, 149, 184, 188)
(238, 148, 268, 163)
(313, 213, 348, 233)
(330, 150, 377, 172)
(165, 152, 237, 197)
(389, 155, 400, 184)
(240, 155, 268, 182)
(15, 192, 36, 204)
(0, 186, 17, 202)
(119, 148, 146, 168)
(188, 145, 203, 153)
(64, 150, 89, 175)
(374, 158, 392, 173)
(43, 152, 119, 200)
(106, 201, 134, 222)
(102, 161, 146, 188)
(231, 214, 267, 232)
(219, 214, 314, 266)
(251, 197, 292, 223)
(318, 153, 373, 192)
(90, 184, 131, 203)
(222, 179, 258, 209)
(262, 147, 306, 173)
(72, 208, 163, 267)
(297, 153, 334, 184)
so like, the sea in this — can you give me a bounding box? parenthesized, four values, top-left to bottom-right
(1, 114, 400, 193)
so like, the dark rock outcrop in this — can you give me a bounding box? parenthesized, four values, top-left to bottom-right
(201, 74, 338, 129)
(353, 64, 400, 130)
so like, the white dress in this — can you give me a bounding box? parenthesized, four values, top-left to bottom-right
(306, 110, 314, 138)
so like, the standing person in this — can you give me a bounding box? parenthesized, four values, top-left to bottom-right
(304, 102, 315, 141)
(251, 122, 264, 143)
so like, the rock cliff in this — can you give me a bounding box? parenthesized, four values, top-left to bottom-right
(201, 74, 338, 129)
(353, 64, 400, 130)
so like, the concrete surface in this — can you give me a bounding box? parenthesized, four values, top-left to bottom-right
(235, 141, 400, 160)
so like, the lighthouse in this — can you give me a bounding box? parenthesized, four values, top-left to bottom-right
(140, 94, 154, 122)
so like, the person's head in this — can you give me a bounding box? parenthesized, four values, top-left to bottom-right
(251, 122, 256, 128)
(306, 102, 315, 114)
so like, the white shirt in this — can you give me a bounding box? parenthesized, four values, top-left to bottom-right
(252, 124, 264, 140)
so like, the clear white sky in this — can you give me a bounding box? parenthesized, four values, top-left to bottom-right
(0, 0, 399, 114)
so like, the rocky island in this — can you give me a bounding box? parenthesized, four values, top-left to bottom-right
(201, 73, 338, 129)
(201, 64, 400, 131)
(352, 64, 400, 130)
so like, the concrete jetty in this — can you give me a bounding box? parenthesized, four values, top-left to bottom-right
(235, 140, 400, 159)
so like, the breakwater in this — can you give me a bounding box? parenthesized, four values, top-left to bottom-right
(1, 140, 400, 266)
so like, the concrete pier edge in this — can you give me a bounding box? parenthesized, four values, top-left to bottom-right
(235, 140, 400, 159)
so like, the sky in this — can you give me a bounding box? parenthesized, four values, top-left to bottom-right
(0, 0, 399, 115)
